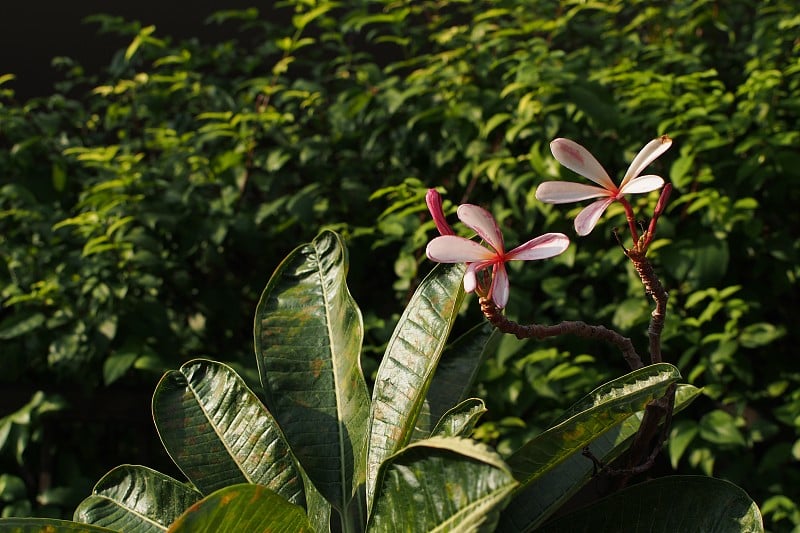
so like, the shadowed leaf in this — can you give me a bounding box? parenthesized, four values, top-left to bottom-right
(537, 476, 763, 533)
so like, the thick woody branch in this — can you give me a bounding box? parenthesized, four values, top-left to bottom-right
(479, 298, 644, 370)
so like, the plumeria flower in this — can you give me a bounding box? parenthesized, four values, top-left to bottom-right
(426, 204, 570, 308)
(425, 189, 455, 236)
(535, 136, 672, 236)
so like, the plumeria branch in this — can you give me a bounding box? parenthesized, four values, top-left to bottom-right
(624, 184, 672, 364)
(626, 247, 669, 364)
(479, 297, 644, 370)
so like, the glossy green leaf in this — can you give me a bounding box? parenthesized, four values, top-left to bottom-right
(300, 471, 333, 533)
(152, 359, 304, 504)
(430, 398, 488, 438)
(0, 519, 116, 532)
(366, 263, 466, 511)
(254, 230, 370, 515)
(537, 476, 763, 533)
(426, 323, 499, 431)
(167, 484, 315, 533)
(507, 364, 682, 485)
(413, 323, 496, 442)
(499, 384, 702, 531)
(368, 437, 517, 532)
(73, 465, 202, 532)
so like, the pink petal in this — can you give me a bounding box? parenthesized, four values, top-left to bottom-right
(456, 204, 505, 253)
(425, 189, 455, 236)
(574, 198, 615, 236)
(550, 138, 615, 191)
(619, 175, 665, 195)
(463, 263, 480, 292)
(426, 236, 495, 263)
(489, 263, 510, 308)
(535, 181, 611, 204)
(506, 233, 571, 260)
(620, 135, 672, 189)
(464, 260, 494, 293)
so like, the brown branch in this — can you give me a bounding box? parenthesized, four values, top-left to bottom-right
(625, 248, 668, 364)
(479, 298, 644, 370)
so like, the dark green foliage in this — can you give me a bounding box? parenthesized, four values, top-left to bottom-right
(0, 0, 797, 529)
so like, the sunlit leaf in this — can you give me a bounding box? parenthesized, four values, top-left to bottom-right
(254, 230, 370, 513)
(167, 484, 315, 533)
(74, 465, 202, 532)
(366, 263, 466, 512)
(369, 437, 517, 532)
(152, 360, 304, 504)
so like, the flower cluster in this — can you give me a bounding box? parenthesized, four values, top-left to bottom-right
(425, 200, 569, 308)
(425, 137, 671, 307)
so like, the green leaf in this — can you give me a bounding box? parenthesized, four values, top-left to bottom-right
(0, 519, 116, 532)
(739, 322, 786, 348)
(366, 263, 466, 511)
(499, 384, 702, 531)
(537, 476, 763, 533)
(426, 323, 499, 431)
(167, 484, 315, 533)
(300, 471, 333, 533)
(430, 398, 487, 438)
(0, 312, 46, 340)
(152, 359, 304, 504)
(699, 409, 747, 447)
(254, 230, 370, 514)
(507, 364, 682, 485)
(368, 437, 517, 532)
(102, 351, 139, 385)
(73, 465, 202, 532)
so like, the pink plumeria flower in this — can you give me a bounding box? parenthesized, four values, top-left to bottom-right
(535, 136, 672, 236)
(425, 189, 455, 236)
(426, 204, 570, 308)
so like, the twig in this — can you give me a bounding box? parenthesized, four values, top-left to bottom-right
(479, 298, 644, 370)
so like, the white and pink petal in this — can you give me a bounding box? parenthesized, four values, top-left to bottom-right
(574, 198, 615, 236)
(456, 204, 505, 253)
(619, 175, 665, 195)
(426, 236, 495, 263)
(489, 263, 510, 309)
(535, 181, 611, 204)
(620, 136, 672, 189)
(506, 233, 571, 261)
(550, 138, 615, 191)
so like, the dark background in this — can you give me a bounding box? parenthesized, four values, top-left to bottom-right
(0, 1, 260, 99)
